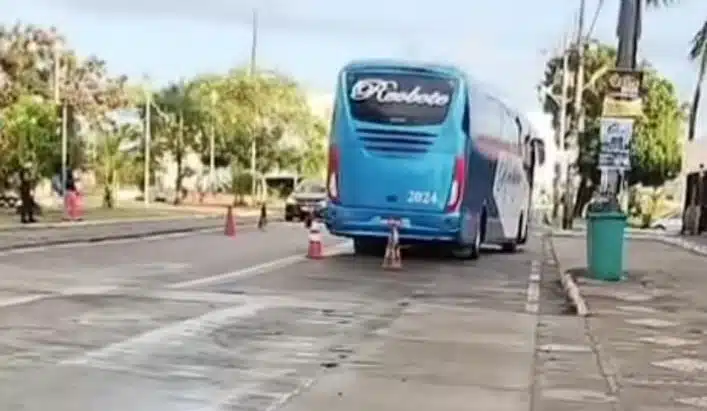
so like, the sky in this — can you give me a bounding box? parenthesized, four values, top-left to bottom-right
(3, 0, 707, 128)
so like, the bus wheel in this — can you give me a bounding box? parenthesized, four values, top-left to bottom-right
(501, 214, 524, 252)
(452, 220, 481, 260)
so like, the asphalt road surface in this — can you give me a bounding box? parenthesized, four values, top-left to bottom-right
(0, 222, 555, 411)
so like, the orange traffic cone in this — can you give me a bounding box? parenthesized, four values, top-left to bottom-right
(307, 219, 323, 259)
(382, 223, 402, 270)
(224, 206, 236, 237)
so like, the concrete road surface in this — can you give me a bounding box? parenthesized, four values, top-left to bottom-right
(0, 224, 561, 410)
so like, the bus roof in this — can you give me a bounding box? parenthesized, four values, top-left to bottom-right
(341, 59, 466, 78)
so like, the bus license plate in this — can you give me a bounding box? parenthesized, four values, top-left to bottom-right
(379, 217, 410, 228)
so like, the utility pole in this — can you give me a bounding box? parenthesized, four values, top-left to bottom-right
(249, 8, 259, 201)
(53, 43, 68, 210)
(209, 90, 217, 193)
(562, 0, 586, 229)
(553, 33, 571, 226)
(144, 86, 151, 207)
(60, 102, 68, 208)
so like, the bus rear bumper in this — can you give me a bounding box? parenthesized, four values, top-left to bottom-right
(324, 204, 461, 243)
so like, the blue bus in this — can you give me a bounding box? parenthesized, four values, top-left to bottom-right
(324, 60, 545, 259)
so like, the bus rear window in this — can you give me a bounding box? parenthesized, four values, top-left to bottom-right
(345, 72, 455, 126)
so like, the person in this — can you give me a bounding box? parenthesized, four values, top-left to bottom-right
(17, 163, 37, 224)
(258, 201, 268, 230)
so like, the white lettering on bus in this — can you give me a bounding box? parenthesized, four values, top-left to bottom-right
(350, 78, 450, 107)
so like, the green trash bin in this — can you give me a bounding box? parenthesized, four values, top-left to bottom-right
(586, 211, 627, 281)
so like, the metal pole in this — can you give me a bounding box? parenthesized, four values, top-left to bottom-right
(144, 88, 151, 207)
(60, 102, 68, 209)
(554, 33, 571, 226)
(250, 8, 258, 200)
(209, 120, 215, 193)
(606, 0, 642, 201)
(563, 0, 586, 229)
(53, 50, 60, 104)
(616, 0, 640, 70)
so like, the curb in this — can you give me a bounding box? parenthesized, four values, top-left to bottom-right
(0, 210, 270, 232)
(546, 234, 589, 317)
(0, 214, 215, 231)
(548, 230, 707, 317)
(0, 215, 285, 252)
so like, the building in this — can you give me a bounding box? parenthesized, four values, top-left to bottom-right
(684, 139, 707, 174)
(526, 111, 557, 205)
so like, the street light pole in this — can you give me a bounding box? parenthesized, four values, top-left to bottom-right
(562, 0, 586, 229)
(249, 8, 259, 201)
(60, 102, 68, 210)
(53, 43, 69, 212)
(144, 85, 151, 207)
(209, 90, 217, 193)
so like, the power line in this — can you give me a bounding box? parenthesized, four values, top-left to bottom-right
(586, 0, 606, 40)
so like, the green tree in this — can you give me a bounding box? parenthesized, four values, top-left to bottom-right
(644, 0, 706, 142)
(190, 69, 326, 194)
(629, 74, 683, 187)
(91, 123, 140, 208)
(0, 95, 58, 188)
(541, 40, 683, 214)
(0, 23, 131, 189)
(150, 81, 203, 203)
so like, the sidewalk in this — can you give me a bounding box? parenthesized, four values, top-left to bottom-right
(552, 235, 707, 409)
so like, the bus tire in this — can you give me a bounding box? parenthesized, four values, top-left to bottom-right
(452, 211, 483, 260)
(519, 211, 529, 244)
(501, 214, 524, 252)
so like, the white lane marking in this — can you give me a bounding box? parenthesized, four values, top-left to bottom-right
(0, 241, 352, 309)
(167, 241, 351, 289)
(525, 260, 541, 314)
(0, 294, 49, 308)
(60, 301, 267, 366)
(0, 286, 119, 308)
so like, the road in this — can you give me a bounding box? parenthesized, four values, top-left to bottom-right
(0, 222, 559, 411)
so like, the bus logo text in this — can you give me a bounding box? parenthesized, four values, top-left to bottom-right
(350, 78, 450, 106)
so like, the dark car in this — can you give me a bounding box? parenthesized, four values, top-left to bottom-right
(285, 180, 327, 221)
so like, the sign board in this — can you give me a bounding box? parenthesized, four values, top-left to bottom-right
(598, 152, 630, 170)
(606, 69, 643, 99)
(599, 117, 633, 171)
(602, 95, 642, 117)
(600, 118, 633, 150)
(602, 69, 644, 117)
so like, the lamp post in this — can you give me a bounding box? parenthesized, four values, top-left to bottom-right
(143, 77, 152, 207)
(52, 41, 69, 210)
(209, 90, 218, 193)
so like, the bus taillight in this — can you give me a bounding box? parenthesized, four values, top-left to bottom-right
(327, 145, 340, 203)
(446, 156, 466, 212)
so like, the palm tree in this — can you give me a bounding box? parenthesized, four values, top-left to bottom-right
(644, 0, 704, 141)
(92, 123, 140, 208)
(150, 81, 202, 204)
